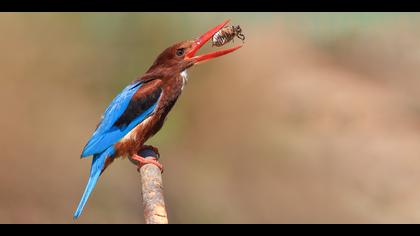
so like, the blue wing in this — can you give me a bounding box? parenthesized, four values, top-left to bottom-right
(81, 81, 160, 157)
(75, 80, 162, 219)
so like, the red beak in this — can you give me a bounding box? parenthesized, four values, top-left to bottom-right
(186, 19, 242, 64)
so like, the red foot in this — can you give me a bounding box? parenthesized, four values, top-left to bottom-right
(131, 154, 164, 173)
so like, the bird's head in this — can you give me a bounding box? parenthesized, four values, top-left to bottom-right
(148, 19, 242, 73)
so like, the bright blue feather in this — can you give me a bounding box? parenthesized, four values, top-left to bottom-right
(81, 81, 146, 157)
(75, 80, 161, 219)
(73, 146, 115, 219)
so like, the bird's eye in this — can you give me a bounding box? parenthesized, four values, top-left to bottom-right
(176, 48, 185, 57)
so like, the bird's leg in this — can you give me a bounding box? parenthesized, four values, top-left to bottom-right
(140, 145, 160, 159)
(131, 145, 163, 173)
(131, 154, 164, 173)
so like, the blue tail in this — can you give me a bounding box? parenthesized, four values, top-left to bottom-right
(73, 146, 115, 219)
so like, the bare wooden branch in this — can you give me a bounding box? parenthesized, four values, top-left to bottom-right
(130, 149, 168, 224)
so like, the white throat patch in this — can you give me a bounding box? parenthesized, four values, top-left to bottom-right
(180, 70, 188, 90)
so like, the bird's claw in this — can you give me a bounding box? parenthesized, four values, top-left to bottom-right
(131, 154, 164, 174)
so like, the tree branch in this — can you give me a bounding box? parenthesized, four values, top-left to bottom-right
(130, 149, 168, 224)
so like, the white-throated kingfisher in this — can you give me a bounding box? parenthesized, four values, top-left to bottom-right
(73, 20, 242, 219)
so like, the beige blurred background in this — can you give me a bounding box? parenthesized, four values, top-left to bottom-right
(2, 13, 420, 223)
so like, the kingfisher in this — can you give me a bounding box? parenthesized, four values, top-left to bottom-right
(73, 20, 242, 219)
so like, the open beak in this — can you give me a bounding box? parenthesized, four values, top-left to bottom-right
(185, 19, 242, 64)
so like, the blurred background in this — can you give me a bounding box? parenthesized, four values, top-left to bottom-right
(2, 13, 420, 223)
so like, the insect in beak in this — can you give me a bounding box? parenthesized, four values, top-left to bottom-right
(186, 19, 242, 64)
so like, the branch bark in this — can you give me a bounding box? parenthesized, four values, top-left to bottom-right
(130, 149, 168, 224)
